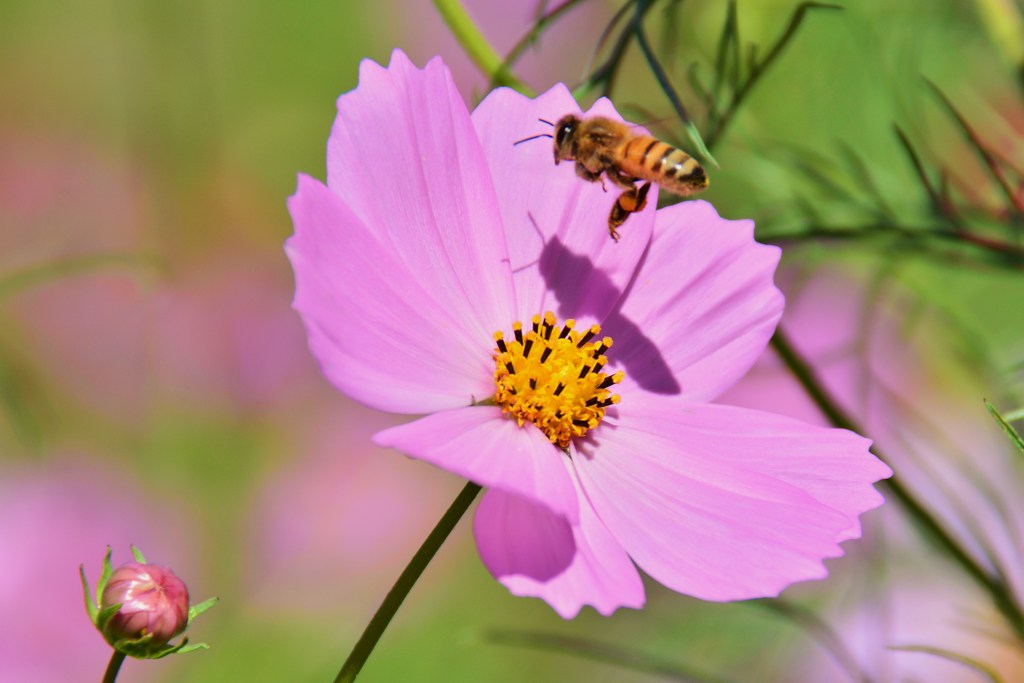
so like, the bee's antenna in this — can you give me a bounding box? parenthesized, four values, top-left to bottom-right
(538, 118, 554, 127)
(513, 132, 554, 146)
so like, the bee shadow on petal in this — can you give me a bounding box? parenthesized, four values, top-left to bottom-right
(536, 236, 681, 396)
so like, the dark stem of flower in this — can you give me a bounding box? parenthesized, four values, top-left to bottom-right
(101, 650, 126, 683)
(332, 480, 483, 683)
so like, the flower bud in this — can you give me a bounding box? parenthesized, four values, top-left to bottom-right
(82, 547, 216, 659)
(100, 561, 190, 648)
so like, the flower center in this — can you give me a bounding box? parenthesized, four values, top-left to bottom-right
(492, 312, 624, 448)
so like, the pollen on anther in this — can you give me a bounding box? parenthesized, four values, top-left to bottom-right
(491, 312, 623, 449)
(576, 325, 599, 347)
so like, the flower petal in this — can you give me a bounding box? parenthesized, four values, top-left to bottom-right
(575, 393, 887, 601)
(325, 49, 516, 345)
(605, 200, 783, 401)
(287, 175, 494, 412)
(471, 86, 655, 327)
(677, 403, 892, 542)
(374, 406, 578, 523)
(474, 484, 645, 619)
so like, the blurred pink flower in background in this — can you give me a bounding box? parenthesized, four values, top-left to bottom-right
(0, 133, 155, 426)
(0, 456, 194, 682)
(7, 245, 321, 432)
(0, 126, 321, 430)
(9, 272, 152, 427)
(152, 246, 323, 415)
(0, 132, 150, 268)
(789, 568, 1024, 682)
(246, 399, 458, 614)
(286, 50, 890, 619)
(721, 265, 1024, 680)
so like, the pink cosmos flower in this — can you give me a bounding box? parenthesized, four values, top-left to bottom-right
(285, 49, 891, 618)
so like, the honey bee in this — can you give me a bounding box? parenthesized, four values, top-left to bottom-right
(530, 115, 709, 240)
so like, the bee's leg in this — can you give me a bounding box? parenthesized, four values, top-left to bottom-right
(607, 167, 639, 190)
(574, 161, 608, 190)
(632, 180, 651, 211)
(607, 182, 652, 241)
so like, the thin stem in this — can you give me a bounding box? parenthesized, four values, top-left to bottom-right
(760, 223, 1024, 269)
(632, 0, 716, 166)
(333, 481, 483, 683)
(576, 0, 648, 100)
(101, 651, 126, 683)
(704, 2, 841, 150)
(489, 0, 591, 91)
(925, 78, 1024, 216)
(0, 253, 158, 299)
(487, 630, 741, 683)
(433, 0, 531, 93)
(770, 327, 1024, 642)
(893, 124, 965, 229)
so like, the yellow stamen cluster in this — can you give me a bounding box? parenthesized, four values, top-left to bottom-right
(492, 312, 624, 449)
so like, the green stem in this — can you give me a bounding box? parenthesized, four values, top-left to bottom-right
(704, 2, 841, 150)
(489, 0, 589, 91)
(101, 651, 126, 683)
(632, 0, 717, 167)
(0, 253, 158, 299)
(432, 0, 531, 93)
(333, 481, 483, 683)
(575, 0, 647, 101)
(770, 327, 1024, 642)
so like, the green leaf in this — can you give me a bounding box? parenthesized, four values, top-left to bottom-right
(145, 638, 211, 660)
(148, 637, 189, 660)
(169, 642, 211, 656)
(188, 596, 220, 622)
(79, 564, 98, 623)
(985, 400, 1024, 455)
(683, 121, 718, 168)
(889, 644, 1005, 683)
(713, 0, 740, 98)
(97, 603, 123, 632)
(96, 546, 114, 605)
(113, 633, 158, 659)
(630, 4, 719, 168)
(130, 546, 147, 563)
(924, 79, 1024, 216)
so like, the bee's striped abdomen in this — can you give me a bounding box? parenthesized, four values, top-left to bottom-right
(618, 136, 708, 197)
